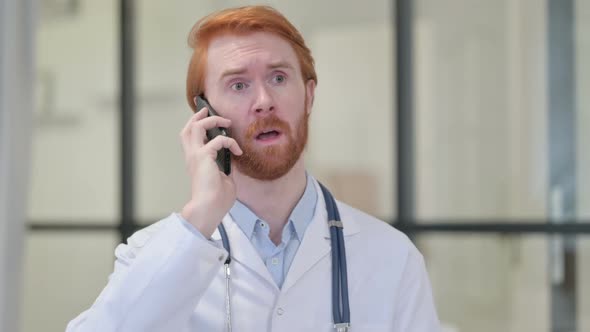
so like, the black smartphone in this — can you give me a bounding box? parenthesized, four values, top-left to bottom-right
(196, 95, 231, 175)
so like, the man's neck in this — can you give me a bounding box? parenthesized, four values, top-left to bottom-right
(232, 159, 308, 245)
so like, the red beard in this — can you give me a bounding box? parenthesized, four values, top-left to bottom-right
(233, 111, 309, 181)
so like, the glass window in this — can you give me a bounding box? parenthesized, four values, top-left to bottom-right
(576, 0, 590, 220)
(579, 237, 590, 330)
(20, 232, 118, 332)
(30, 0, 118, 224)
(418, 234, 590, 332)
(414, 0, 549, 220)
(576, 1, 590, 328)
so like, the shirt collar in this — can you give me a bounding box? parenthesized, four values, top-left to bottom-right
(229, 173, 318, 241)
(289, 173, 317, 240)
(228, 199, 258, 239)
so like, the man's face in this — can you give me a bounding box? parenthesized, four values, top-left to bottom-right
(203, 32, 315, 180)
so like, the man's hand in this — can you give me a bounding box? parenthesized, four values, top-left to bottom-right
(179, 107, 243, 238)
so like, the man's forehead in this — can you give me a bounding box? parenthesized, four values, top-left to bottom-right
(206, 32, 299, 76)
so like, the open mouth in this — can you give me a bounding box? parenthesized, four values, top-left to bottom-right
(256, 129, 281, 141)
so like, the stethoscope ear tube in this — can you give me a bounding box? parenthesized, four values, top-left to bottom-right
(319, 182, 351, 330)
(218, 222, 232, 265)
(336, 226, 350, 322)
(330, 226, 342, 322)
(218, 223, 233, 331)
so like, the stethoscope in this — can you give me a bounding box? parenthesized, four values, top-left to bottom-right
(217, 182, 351, 332)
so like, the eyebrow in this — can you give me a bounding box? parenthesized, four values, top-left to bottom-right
(219, 62, 295, 80)
(220, 67, 248, 80)
(268, 61, 294, 71)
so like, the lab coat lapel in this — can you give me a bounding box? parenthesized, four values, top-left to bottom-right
(211, 214, 277, 289)
(281, 180, 360, 292)
(281, 192, 331, 293)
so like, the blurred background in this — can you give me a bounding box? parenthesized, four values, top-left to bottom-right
(1, 0, 588, 331)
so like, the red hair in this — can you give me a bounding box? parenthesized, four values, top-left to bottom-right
(185, 6, 317, 112)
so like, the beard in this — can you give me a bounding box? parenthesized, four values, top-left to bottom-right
(232, 109, 309, 181)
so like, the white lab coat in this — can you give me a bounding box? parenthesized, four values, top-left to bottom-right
(66, 180, 441, 331)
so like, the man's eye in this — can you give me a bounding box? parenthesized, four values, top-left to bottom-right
(273, 75, 286, 83)
(231, 82, 246, 91)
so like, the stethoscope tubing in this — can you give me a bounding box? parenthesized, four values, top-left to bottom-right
(319, 182, 350, 325)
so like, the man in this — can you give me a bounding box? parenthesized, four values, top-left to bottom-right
(67, 6, 440, 332)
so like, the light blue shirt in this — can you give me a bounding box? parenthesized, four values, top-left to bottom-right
(179, 174, 317, 289)
(228, 174, 317, 288)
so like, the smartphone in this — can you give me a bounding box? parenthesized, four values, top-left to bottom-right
(196, 95, 231, 175)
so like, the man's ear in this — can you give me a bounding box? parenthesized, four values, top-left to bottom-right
(305, 79, 316, 114)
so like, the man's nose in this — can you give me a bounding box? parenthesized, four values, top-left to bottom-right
(253, 85, 275, 115)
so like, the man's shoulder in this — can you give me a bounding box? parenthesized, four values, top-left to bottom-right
(130, 215, 174, 244)
(336, 200, 414, 251)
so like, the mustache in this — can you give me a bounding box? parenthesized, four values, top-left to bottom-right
(244, 114, 291, 139)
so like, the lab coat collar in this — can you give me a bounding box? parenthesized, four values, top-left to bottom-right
(210, 177, 361, 291)
(281, 178, 360, 292)
(311, 177, 360, 239)
(213, 214, 277, 289)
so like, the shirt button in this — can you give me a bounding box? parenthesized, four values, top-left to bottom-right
(271, 258, 279, 265)
(277, 307, 284, 316)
